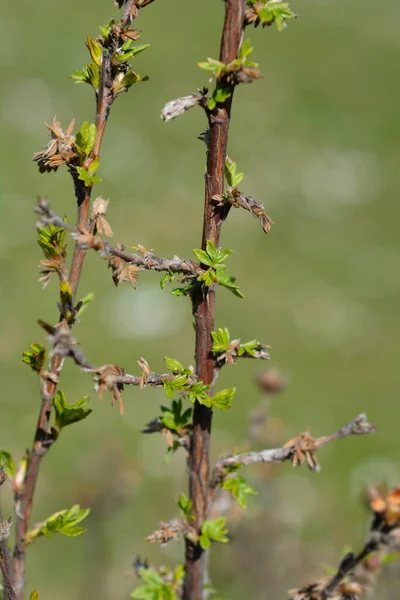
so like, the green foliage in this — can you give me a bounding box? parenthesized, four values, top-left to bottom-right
(222, 475, 257, 507)
(207, 87, 231, 110)
(76, 158, 102, 187)
(199, 40, 258, 80)
(164, 356, 184, 374)
(170, 281, 195, 297)
(160, 399, 192, 434)
(162, 374, 190, 399)
(160, 272, 175, 289)
(211, 387, 235, 410)
(75, 291, 95, 317)
(178, 493, 193, 520)
(29, 592, 39, 600)
(194, 240, 244, 298)
(52, 390, 92, 430)
(25, 504, 90, 544)
(131, 565, 184, 600)
(225, 157, 244, 188)
(99, 19, 115, 42)
(71, 62, 100, 89)
(193, 240, 232, 268)
(0, 450, 16, 478)
(37, 223, 66, 259)
(211, 328, 230, 353)
(75, 121, 97, 161)
(115, 40, 151, 62)
(247, 0, 296, 32)
(238, 340, 259, 357)
(187, 381, 211, 405)
(22, 343, 47, 373)
(199, 518, 228, 550)
(86, 35, 102, 66)
(198, 58, 228, 79)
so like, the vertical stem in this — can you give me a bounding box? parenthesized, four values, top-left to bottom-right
(184, 2, 245, 598)
(12, 53, 113, 600)
(69, 53, 112, 299)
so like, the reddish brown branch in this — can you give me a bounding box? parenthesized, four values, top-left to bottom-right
(12, 35, 116, 600)
(184, 2, 246, 598)
(69, 53, 113, 299)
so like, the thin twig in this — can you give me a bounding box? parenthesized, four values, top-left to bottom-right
(0, 518, 17, 600)
(69, 52, 113, 299)
(35, 198, 201, 277)
(184, 1, 246, 598)
(12, 24, 118, 600)
(209, 413, 375, 489)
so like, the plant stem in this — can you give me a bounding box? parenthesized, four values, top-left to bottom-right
(69, 53, 112, 299)
(12, 51, 113, 600)
(184, 2, 245, 598)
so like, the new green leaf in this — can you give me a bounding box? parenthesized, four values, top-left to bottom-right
(52, 390, 92, 430)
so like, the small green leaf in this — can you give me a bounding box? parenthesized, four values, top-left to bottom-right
(238, 340, 259, 357)
(222, 475, 257, 508)
(178, 493, 193, 519)
(211, 328, 230, 353)
(29, 592, 39, 600)
(188, 381, 211, 405)
(26, 505, 90, 544)
(193, 248, 214, 267)
(86, 35, 102, 66)
(199, 517, 228, 550)
(225, 157, 244, 188)
(75, 121, 96, 158)
(75, 292, 95, 317)
(211, 387, 235, 410)
(22, 342, 47, 373)
(71, 63, 100, 89)
(216, 269, 244, 298)
(164, 356, 184, 374)
(160, 272, 175, 289)
(239, 39, 253, 59)
(162, 374, 189, 399)
(207, 87, 231, 110)
(0, 450, 16, 478)
(52, 391, 92, 430)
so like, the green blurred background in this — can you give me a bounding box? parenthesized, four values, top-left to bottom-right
(1, 0, 399, 597)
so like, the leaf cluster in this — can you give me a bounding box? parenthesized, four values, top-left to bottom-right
(131, 564, 184, 600)
(193, 240, 244, 298)
(22, 343, 47, 373)
(199, 517, 228, 550)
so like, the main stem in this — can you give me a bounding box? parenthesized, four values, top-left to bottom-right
(184, 2, 244, 598)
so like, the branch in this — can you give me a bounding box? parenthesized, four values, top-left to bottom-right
(0, 518, 17, 600)
(13, 9, 131, 593)
(184, 1, 246, 598)
(35, 198, 201, 279)
(212, 188, 274, 234)
(210, 413, 375, 488)
(289, 485, 400, 600)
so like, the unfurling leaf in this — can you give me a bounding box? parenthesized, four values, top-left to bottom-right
(22, 343, 47, 373)
(0, 450, 16, 478)
(26, 504, 90, 544)
(222, 475, 257, 507)
(211, 387, 236, 410)
(199, 517, 228, 550)
(164, 356, 184, 374)
(52, 390, 92, 430)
